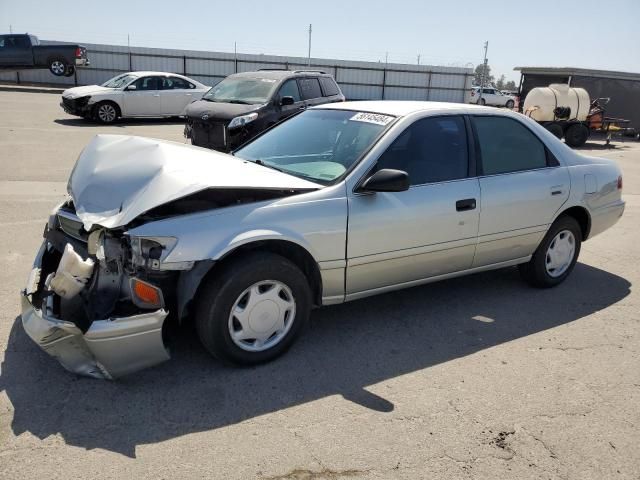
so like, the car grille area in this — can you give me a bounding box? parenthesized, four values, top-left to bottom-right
(190, 121, 228, 150)
(57, 210, 88, 242)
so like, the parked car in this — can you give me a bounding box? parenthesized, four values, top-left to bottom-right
(470, 86, 516, 108)
(184, 69, 345, 152)
(0, 34, 88, 77)
(60, 71, 209, 123)
(21, 102, 625, 379)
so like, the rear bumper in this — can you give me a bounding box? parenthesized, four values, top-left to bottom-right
(21, 242, 170, 380)
(588, 199, 625, 239)
(75, 58, 90, 67)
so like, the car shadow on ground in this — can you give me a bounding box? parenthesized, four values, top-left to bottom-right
(54, 117, 185, 128)
(0, 263, 631, 457)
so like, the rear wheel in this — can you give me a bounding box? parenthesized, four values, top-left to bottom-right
(564, 123, 589, 147)
(94, 101, 119, 124)
(195, 252, 311, 365)
(519, 216, 582, 288)
(48, 58, 67, 76)
(479, 98, 486, 106)
(63, 65, 75, 77)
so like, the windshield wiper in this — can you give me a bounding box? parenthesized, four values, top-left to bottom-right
(225, 99, 253, 105)
(252, 159, 284, 173)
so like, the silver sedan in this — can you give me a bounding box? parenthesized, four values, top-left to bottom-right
(21, 101, 625, 378)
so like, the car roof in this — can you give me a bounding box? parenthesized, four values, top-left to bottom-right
(228, 70, 332, 80)
(122, 71, 205, 85)
(316, 100, 504, 117)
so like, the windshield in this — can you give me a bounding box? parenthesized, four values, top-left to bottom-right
(203, 76, 278, 104)
(234, 109, 395, 184)
(101, 74, 137, 88)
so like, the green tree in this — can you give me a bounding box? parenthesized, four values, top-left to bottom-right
(474, 63, 494, 86)
(495, 74, 506, 90)
(504, 80, 517, 91)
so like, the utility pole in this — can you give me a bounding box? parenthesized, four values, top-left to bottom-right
(234, 41, 238, 73)
(307, 24, 312, 67)
(9, 24, 12, 33)
(478, 41, 488, 105)
(417, 54, 421, 65)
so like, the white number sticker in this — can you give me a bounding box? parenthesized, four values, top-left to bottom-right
(349, 112, 394, 125)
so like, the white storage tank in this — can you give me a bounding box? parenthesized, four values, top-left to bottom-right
(523, 84, 590, 122)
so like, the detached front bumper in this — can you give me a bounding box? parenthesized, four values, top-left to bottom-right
(21, 243, 170, 380)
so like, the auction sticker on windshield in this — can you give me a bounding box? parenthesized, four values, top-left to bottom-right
(350, 112, 395, 126)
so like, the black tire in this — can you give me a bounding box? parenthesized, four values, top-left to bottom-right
(479, 98, 486, 105)
(63, 65, 75, 77)
(48, 57, 68, 76)
(546, 123, 564, 139)
(564, 123, 589, 148)
(93, 101, 120, 124)
(518, 215, 582, 288)
(195, 252, 312, 366)
(505, 99, 514, 109)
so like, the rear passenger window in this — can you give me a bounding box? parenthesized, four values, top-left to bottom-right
(319, 77, 339, 96)
(164, 77, 194, 89)
(473, 116, 547, 175)
(278, 79, 301, 102)
(298, 78, 322, 100)
(376, 116, 468, 185)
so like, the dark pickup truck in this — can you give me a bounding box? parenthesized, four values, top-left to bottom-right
(0, 34, 89, 77)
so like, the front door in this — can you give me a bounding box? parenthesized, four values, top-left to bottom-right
(470, 115, 570, 267)
(122, 76, 162, 116)
(0, 35, 32, 66)
(276, 78, 305, 122)
(346, 115, 480, 296)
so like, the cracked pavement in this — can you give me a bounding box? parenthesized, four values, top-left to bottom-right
(0, 89, 639, 479)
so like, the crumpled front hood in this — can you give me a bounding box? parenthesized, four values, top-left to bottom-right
(185, 100, 262, 121)
(62, 85, 115, 99)
(68, 135, 321, 229)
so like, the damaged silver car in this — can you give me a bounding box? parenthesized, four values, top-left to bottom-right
(21, 102, 625, 379)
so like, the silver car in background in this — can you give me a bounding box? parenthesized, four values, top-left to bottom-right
(21, 101, 625, 379)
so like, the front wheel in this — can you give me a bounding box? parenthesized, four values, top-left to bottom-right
(519, 216, 582, 288)
(505, 99, 514, 109)
(479, 98, 486, 105)
(94, 101, 119, 124)
(195, 252, 312, 365)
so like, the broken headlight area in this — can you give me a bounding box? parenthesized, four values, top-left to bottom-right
(39, 206, 184, 330)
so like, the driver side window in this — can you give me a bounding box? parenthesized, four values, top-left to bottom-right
(376, 115, 469, 186)
(278, 79, 301, 102)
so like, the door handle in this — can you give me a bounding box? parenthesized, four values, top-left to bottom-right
(550, 185, 565, 196)
(153, 94, 160, 97)
(185, 93, 192, 96)
(456, 198, 476, 211)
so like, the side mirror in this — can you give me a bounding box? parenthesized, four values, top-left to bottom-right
(126, 85, 137, 91)
(359, 169, 410, 193)
(280, 96, 294, 106)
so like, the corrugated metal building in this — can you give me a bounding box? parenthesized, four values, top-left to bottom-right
(0, 40, 474, 103)
(515, 66, 640, 128)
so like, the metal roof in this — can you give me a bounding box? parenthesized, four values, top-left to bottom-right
(514, 66, 640, 82)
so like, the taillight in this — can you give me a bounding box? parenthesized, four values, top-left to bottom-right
(617, 175, 623, 190)
(75, 47, 82, 58)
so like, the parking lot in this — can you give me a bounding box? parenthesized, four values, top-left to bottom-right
(0, 88, 639, 479)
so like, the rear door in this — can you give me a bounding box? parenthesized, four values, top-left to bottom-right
(319, 76, 342, 102)
(298, 77, 325, 108)
(160, 76, 196, 115)
(122, 76, 162, 116)
(471, 115, 570, 267)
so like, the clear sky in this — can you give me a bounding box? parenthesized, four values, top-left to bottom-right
(2, 0, 639, 82)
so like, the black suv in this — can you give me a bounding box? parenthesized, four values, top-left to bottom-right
(184, 70, 345, 152)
